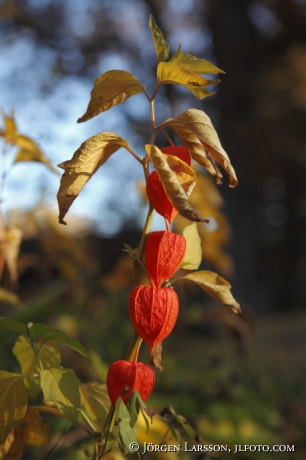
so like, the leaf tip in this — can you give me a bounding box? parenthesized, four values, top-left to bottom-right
(58, 216, 67, 225)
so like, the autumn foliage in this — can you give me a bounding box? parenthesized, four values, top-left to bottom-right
(0, 14, 241, 459)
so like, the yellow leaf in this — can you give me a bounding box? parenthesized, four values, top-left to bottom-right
(177, 270, 241, 314)
(169, 50, 225, 75)
(12, 336, 61, 398)
(187, 86, 215, 100)
(0, 371, 28, 446)
(1, 113, 17, 143)
(40, 367, 80, 423)
(0, 427, 24, 460)
(57, 132, 133, 224)
(180, 223, 202, 270)
(0, 288, 20, 307)
(157, 62, 219, 88)
(20, 409, 50, 447)
(80, 382, 110, 432)
(145, 145, 205, 222)
(78, 70, 146, 122)
(13, 135, 58, 174)
(149, 15, 170, 62)
(163, 109, 238, 187)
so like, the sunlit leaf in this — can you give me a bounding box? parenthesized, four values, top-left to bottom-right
(13, 135, 58, 174)
(157, 62, 219, 88)
(78, 70, 146, 122)
(180, 223, 202, 270)
(146, 145, 207, 222)
(149, 15, 170, 62)
(12, 336, 61, 398)
(170, 51, 225, 75)
(28, 323, 88, 357)
(1, 112, 17, 142)
(0, 287, 20, 307)
(40, 367, 80, 423)
(57, 132, 134, 225)
(0, 371, 28, 445)
(0, 427, 25, 460)
(177, 270, 241, 314)
(163, 109, 238, 187)
(20, 409, 50, 447)
(80, 382, 110, 432)
(0, 318, 27, 336)
(187, 86, 215, 100)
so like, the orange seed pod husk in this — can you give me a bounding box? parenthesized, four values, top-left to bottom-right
(129, 285, 179, 349)
(161, 145, 192, 166)
(106, 359, 155, 405)
(145, 230, 186, 286)
(146, 170, 178, 223)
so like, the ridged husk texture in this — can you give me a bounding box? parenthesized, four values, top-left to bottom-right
(129, 285, 179, 349)
(145, 231, 186, 286)
(106, 360, 155, 405)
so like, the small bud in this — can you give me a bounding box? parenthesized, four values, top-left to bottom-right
(106, 360, 155, 405)
(145, 230, 186, 286)
(129, 285, 179, 349)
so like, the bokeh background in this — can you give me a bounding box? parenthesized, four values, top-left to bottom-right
(1, 0, 306, 459)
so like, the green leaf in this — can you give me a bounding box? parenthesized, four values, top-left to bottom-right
(149, 15, 170, 62)
(176, 270, 241, 314)
(28, 323, 88, 357)
(0, 371, 28, 445)
(40, 367, 81, 423)
(80, 382, 111, 432)
(163, 109, 238, 187)
(12, 336, 61, 398)
(0, 317, 27, 336)
(57, 132, 134, 225)
(170, 51, 225, 75)
(157, 62, 220, 88)
(126, 391, 140, 428)
(78, 70, 146, 122)
(115, 398, 137, 453)
(180, 223, 202, 270)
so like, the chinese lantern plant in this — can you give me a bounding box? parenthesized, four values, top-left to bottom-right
(55, 15, 240, 457)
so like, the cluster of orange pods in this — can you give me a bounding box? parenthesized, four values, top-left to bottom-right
(107, 147, 189, 406)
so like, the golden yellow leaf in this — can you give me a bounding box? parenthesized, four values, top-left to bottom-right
(80, 382, 110, 432)
(78, 70, 146, 122)
(180, 223, 202, 270)
(149, 15, 170, 62)
(0, 427, 24, 460)
(162, 109, 238, 187)
(12, 135, 58, 174)
(177, 270, 241, 314)
(187, 86, 215, 100)
(145, 145, 206, 222)
(1, 113, 17, 143)
(0, 288, 20, 307)
(19, 410, 50, 447)
(169, 50, 225, 75)
(57, 132, 133, 224)
(157, 62, 219, 88)
(0, 372, 28, 446)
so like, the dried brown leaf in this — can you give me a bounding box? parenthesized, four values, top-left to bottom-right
(177, 270, 241, 314)
(145, 145, 207, 222)
(163, 109, 237, 187)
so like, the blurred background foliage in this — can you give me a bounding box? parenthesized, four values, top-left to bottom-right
(1, 0, 306, 458)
